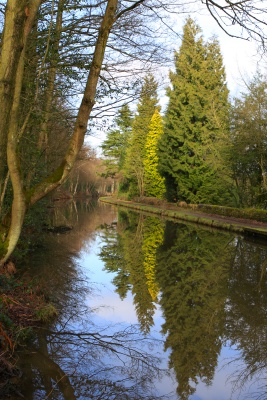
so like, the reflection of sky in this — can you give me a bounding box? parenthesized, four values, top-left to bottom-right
(79, 230, 264, 400)
(80, 234, 177, 398)
(81, 237, 136, 323)
(81, 234, 163, 329)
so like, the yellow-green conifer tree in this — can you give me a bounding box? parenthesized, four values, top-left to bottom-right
(124, 75, 158, 197)
(142, 216, 164, 301)
(144, 109, 165, 198)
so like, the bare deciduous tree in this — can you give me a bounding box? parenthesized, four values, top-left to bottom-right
(0, 0, 267, 265)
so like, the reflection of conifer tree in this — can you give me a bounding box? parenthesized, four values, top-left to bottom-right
(123, 213, 157, 334)
(142, 216, 164, 301)
(224, 238, 267, 395)
(99, 224, 130, 299)
(156, 221, 232, 399)
(99, 211, 159, 334)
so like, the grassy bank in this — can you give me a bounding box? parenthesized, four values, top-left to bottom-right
(100, 197, 267, 237)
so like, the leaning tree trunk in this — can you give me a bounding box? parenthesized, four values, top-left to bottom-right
(0, 1, 37, 202)
(0, 0, 42, 264)
(27, 0, 120, 206)
(38, 0, 65, 156)
(0, 0, 120, 265)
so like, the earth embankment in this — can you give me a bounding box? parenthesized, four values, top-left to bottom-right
(100, 197, 267, 238)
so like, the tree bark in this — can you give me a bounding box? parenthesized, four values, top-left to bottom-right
(0, 0, 42, 265)
(28, 0, 119, 205)
(0, 0, 119, 265)
(38, 0, 65, 155)
(0, 0, 28, 198)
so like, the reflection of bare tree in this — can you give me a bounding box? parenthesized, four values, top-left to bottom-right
(224, 355, 267, 400)
(47, 200, 118, 254)
(15, 202, 173, 400)
(24, 201, 118, 312)
(19, 316, 171, 400)
(28, 351, 77, 400)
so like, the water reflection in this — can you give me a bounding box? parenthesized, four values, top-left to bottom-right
(223, 237, 267, 399)
(6, 203, 267, 400)
(10, 202, 171, 400)
(100, 212, 163, 333)
(99, 209, 267, 400)
(19, 321, 166, 400)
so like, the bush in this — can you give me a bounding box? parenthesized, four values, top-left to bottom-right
(133, 196, 166, 206)
(196, 204, 267, 222)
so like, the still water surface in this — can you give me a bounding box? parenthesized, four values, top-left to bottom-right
(12, 201, 267, 399)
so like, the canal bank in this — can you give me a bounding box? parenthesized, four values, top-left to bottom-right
(2, 200, 267, 400)
(100, 197, 267, 238)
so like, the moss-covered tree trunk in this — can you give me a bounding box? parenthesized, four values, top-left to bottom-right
(0, 0, 119, 265)
(0, 0, 38, 204)
(0, 0, 42, 263)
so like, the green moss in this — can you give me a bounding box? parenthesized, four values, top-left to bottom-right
(25, 161, 66, 204)
(0, 236, 8, 260)
(0, 312, 14, 328)
(35, 303, 58, 322)
(47, 161, 66, 184)
(15, 326, 33, 341)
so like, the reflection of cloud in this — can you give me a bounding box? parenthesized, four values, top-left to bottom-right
(90, 294, 138, 324)
(87, 279, 163, 326)
(89, 292, 162, 323)
(82, 247, 136, 322)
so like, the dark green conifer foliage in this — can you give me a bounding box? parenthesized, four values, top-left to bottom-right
(156, 221, 231, 399)
(158, 18, 231, 204)
(125, 75, 159, 197)
(101, 104, 133, 179)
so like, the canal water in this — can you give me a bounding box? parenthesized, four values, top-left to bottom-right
(10, 201, 267, 399)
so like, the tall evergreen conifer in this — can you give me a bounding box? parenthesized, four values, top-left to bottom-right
(125, 75, 159, 197)
(158, 18, 231, 204)
(101, 104, 133, 180)
(144, 109, 165, 198)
